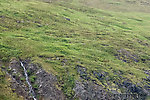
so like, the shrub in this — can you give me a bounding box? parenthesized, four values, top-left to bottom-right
(30, 75, 36, 83)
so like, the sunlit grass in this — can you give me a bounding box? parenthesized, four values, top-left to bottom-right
(0, 0, 150, 98)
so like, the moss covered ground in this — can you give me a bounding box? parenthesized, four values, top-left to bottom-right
(0, 0, 150, 99)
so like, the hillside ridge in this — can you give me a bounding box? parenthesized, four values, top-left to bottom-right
(0, 0, 150, 99)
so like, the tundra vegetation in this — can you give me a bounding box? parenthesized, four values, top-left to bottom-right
(0, 0, 150, 99)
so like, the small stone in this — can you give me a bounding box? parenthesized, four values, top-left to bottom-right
(146, 75, 150, 81)
(65, 17, 70, 21)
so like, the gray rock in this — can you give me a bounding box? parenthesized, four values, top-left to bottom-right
(115, 49, 139, 63)
(8, 59, 65, 100)
(76, 65, 90, 80)
(146, 75, 150, 81)
(65, 18, 70, 21)
(73, 81, 112, 100)
(92, 70, 103, 80)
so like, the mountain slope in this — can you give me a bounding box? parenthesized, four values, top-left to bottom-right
(0, 0, 150, 99)
(79, 0, 150, 13)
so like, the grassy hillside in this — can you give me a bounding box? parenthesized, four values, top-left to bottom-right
(0, 67, 23, 100)
(0, 0, 150, 99)
(79, 0, 150, 13)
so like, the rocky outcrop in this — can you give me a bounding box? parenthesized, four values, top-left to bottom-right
(73, 80, 148, 100)
(115, 49, 139, 63)
(75, 64, 149, 100)
(8, 58, 65, 100)
(73, 81, 112, 100)
(4, 58, 149, 100)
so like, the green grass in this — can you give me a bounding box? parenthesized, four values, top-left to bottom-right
(79, 0, 150, 13)
(0, 0, 150, 99)
(0, 69, 23, 100)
